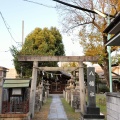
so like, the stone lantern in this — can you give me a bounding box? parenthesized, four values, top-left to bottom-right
(44, 81, 50, 97)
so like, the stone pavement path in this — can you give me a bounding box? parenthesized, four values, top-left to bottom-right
(47, 94, 68, 120)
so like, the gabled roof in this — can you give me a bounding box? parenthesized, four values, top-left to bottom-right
(94, 64, 120, 78)
(0, 66, 8, 71)
(57, 71, 71, 79)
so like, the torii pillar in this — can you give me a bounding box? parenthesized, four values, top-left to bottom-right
(29, 61, 38, 118)
(79, 62, 85, 114)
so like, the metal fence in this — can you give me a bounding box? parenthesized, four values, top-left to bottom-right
(2, 100, 29, 114)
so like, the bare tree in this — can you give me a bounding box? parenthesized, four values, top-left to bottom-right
(53, 0, 120, 87)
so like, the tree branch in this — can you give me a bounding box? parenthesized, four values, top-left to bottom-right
(66, 21, 92, 33)
(52, 0, 115, 18)
(53, 0, 96, 13)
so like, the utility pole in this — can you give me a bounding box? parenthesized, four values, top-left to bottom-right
(22, 20, 24, 46)
(107, 0, 113, 92)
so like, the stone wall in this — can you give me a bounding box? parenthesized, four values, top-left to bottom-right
(106, 92, 120, 120)
(0, 113, 30, 120)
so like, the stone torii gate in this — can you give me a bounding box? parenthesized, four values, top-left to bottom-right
(18, 55, 98, 118)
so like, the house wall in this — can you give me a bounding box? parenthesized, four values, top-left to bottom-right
(106, 92, 120, 120)
(6, 68, 18, 78)
(112, 66, 120, 76)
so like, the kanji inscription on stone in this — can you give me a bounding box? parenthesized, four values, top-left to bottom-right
(87, 67, 96, 107)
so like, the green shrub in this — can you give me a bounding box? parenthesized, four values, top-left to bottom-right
(99, 86, 109, 93)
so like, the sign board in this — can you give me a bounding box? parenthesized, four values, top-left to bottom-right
(12, 88, 22, 95)
(87, 67, 96, 107)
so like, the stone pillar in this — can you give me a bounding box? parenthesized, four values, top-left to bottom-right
(71, 91, 74, 107)
(79, 62, 86, 114)
(0, 77, 3, 113)
(29, 61, 38, 118)
(71, 79, 80, 112)
(38, 82, 43, 110)
(39, 81, 43, 102)
(45, 81, 50, 97)
(80, 67, 105, 120)
(65, 91, 67, 101)
(63, 90, 65, 98)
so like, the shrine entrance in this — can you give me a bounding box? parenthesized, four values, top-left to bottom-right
(18, 55, 98, 117)
(49, 82, 65, 94)
(40, 69, 72, 94)
(48, 72, 70, 94)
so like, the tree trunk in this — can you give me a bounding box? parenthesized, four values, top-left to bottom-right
(101, 34, 110, 88)
(103, 59, 109, 87)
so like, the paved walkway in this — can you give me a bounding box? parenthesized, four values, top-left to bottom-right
(48, 94, 68, 120)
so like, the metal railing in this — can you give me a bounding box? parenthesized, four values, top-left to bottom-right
(2, 100, 29, 114)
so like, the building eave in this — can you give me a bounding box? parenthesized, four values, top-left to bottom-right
(103, 12, 120, 33)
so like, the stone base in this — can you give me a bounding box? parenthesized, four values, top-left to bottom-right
(75, 109, 80, 112)
(80, 112, 105, 120)
(86, 107, 100, 115)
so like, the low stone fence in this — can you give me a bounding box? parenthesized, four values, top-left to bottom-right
(106, 92, 120, 120)
(71, 91, 80, 112)
(63, 89, 80, 112)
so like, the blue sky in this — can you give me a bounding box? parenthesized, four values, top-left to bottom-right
(0, 0, 83, 68)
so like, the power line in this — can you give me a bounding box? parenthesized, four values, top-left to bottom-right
(0, 11, 17, 43)
(23, 0, 56, 8)
(52, 0, 115, 18)
(53, 0, 96, 14)
(0, 50, 10, 52)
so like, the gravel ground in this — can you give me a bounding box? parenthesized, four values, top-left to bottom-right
(32, 97, 52, 120)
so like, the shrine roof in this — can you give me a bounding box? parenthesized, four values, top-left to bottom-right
(3, 78, 31, 88)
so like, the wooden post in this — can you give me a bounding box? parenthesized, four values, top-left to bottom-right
(79, 62, 85, 114)
(29, 61, 38, 118)
(0, 77, 3, 113)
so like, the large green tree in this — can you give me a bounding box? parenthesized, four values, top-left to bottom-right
(54, 0, 120, 87)
(10, 27, 65, 77)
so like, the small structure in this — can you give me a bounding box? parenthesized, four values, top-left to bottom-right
(0, 66, 8, 78)
(0, 66, 8, 114)
(94, 64, 120, 92)
(0, 78, 31, 120)
(41, 70, 71, 94)
(103, 12, 120, 46)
